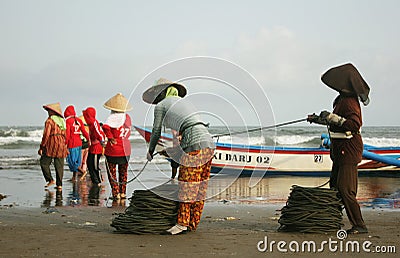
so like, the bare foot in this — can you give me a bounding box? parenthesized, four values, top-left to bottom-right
(45, 180, 55, 188)
(80, 171, 87, 181)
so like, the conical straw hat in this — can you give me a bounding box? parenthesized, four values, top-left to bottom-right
(321, 63, 370, 106)
(43, 102, 63, 117)
(142, 78, 187, 104)
(103, 93, 132, 112)
(78, 115, 87, 124)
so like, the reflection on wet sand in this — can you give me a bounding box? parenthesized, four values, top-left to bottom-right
(39, 171, 133, 208)
(42, 173, 109, 208)
(207, 176, 330, 204)
(358, 177, 400, 208)
(42, 189, 62, 207)
(41, 171, 400, 209)
(207, 176, 400, 208)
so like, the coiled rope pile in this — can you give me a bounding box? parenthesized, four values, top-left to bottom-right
(278, 185, 343, 233)
(111, 183, 179, 234)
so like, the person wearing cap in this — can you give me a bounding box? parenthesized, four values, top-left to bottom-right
(83, 107, 106, 186)
(308, 63, 370, 234)
(144, 78, 215, 235)
(64, 105, 90, 181)
(38, 102, 68, 190)
(102, 93, 132, 200)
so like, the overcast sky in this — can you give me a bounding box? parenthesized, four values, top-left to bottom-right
(1, 0, 399, 127)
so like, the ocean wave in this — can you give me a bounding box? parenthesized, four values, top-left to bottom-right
(217, 135, 265, 145)
(0, 127, 147, 146)
(1, 126, 400, 149)
(0, 128, 42, 146)
(216, 134, 321, 147)
(0, 137, 41, 147)
(363, 137, 400, 147)
(0, 156, 39, 169)
(129, 130, 147, 143)
(274, 135, 319, 146)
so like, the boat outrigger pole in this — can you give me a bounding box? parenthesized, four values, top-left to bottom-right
(321, 134, 400, 168)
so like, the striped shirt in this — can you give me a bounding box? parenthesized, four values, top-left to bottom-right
(40, 117, 68, 158)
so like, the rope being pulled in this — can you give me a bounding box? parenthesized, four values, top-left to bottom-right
(278, 185, 343, 233)
(111, 183, 179, 234)
(105, 153, 160, 186)
(212, 118, 307, 138)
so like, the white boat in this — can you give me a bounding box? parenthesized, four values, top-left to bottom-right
(134, 126, 400, 176)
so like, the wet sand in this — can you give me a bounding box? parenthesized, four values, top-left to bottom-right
(1, 168, 399, 257)
(0, 203, 398, 257)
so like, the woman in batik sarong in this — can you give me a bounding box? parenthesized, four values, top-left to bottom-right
(144, 78, 215, 235)
(102, 93, 132, 200)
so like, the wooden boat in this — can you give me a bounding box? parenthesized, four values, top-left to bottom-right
(134, 126, 400, 176)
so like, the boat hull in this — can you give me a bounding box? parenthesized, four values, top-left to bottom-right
(134, 126, 400, 176)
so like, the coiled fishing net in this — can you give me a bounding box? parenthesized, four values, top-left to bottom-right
(278, 185, 343, 233)
(111, 183, 179, 234)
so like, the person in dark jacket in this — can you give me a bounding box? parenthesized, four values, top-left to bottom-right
(308, 63, 370, 234)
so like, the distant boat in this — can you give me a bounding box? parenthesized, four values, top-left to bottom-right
(134, 126, 400, 177)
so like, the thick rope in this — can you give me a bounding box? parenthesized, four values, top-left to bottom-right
(105, 153, 159, 186)
(104, 155, 159, 208)
(111, 183, 179, 234)
(278, 184, 343, 233)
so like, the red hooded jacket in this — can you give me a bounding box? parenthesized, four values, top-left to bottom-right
(64, 105, 90, 149)
(83, 107, 105, 155)
(102, 114, 132, 157)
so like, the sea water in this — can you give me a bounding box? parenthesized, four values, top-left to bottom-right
(0, 125, 399, 209)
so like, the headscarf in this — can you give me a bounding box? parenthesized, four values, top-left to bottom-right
(165, 86, 179, 98)
(50, 115, 66, 130)
(105, 111, 126, 128)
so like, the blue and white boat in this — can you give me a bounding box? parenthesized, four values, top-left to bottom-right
(134, 126, 400, 176)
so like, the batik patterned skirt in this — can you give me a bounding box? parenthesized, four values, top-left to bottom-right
(177, 147, 214, 231)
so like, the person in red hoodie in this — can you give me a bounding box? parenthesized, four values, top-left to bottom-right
(64, 105, 90, 181)
(83, 107, 106, 186)
(102, 93, 132, 200)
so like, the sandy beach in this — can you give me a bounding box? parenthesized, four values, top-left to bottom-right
(2, 0, 400, 257)
(1, 126, 399, 257)
(0, 202, 398, 257)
